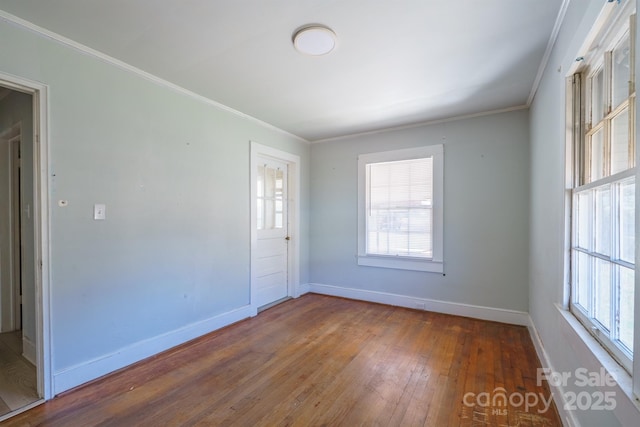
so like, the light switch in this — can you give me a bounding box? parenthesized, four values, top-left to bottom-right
(94, 204, 106, 220)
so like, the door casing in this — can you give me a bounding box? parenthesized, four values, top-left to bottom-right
(0, 72, 53, 411)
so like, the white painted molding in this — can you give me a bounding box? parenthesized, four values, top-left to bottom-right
(527, 0, 571, 105)
(298, 283, 311, 296)
(527, 315, 580, 427)
(307, 283, 530, 326)
(0, 10, 308, 145)
(22, 336, 37, 366)
(52, 305, 254, 394)
(311, 105, 528, 144)
(0, 70, 54, 400)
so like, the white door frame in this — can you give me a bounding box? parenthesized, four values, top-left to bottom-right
(9, 127, 22, 332)
(250, 142, 300, 314)
(0, 71, 53, 402)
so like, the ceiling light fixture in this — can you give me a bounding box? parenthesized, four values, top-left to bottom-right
(292, 25, 336, 56)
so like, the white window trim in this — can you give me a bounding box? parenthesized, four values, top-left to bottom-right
(564, 0, 640, 400)
(357, 145, 444, 273)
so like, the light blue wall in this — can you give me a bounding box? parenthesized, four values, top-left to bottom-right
(0, 20, 310, 380)
(310, 110, 530, 311)
(530, 0, 636, 425)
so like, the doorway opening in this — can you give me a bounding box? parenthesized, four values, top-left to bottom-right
(0, 74, 52, 421)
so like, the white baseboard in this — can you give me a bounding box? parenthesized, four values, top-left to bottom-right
(22, 335, 37, 365)
(53, 304, 254, 395)
(298, 283, 311, 296)
(307, 283, 530, 326)
(527, 316, 579, 427)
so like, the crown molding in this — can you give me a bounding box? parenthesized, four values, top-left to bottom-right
(0, 10, 309, 144)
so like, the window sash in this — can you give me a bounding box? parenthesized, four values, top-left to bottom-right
(365, 157, 434, 259)
(357, 145, 443, 273)
(571, 175, 636, 372)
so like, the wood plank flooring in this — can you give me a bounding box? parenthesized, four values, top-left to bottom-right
(0, 332, 38, 417)
(0, 294, 562, 426)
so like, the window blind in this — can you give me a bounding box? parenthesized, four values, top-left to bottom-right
(366, 156, 433, 258)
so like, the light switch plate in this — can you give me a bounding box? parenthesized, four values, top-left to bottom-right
(94, 204, 106, 220)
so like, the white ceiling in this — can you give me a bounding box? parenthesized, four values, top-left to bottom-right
(0, 0, 563, 142)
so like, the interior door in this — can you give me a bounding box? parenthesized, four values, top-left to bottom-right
(254, 157, 288, 308)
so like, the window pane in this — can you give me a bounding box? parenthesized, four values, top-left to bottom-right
(611, 109, 629, 175)
(257, 165, 265, 229)
(575, 251, 591, 311)
(257, 165, 265, 197)
(265, 199, 274, 229)
(594, 186, 611, 256)
(590, 129, 605, 182)
(591, 68, 605, 123)
(265, 166, 275, 198)
(367, 157, 433, 257)
(275, 200, 283, 228)
(612, 35, 631, 109)
(257, 198, 264, 230)
(575, 191, 591, 250)
(594, 259, 611, 330)
(408, 208, 432, 257)
(619, 266, 634, 351)
(619, 178, 635, 264)
(274, 169, 284, 229)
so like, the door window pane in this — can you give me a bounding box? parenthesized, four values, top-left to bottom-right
(258, 164, 285, 230)
(265, 167, 275, 198)
(265, 199, 274, 229)
(257, 165, 265, 229)
(257, 198, 264, 230)
(275, 168, 284, 229)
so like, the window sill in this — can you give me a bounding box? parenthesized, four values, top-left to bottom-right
(555, 304, 640, 422)
(357, 255, 443, 273)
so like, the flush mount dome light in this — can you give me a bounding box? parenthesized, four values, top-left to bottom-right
(293, 25, 336, 56)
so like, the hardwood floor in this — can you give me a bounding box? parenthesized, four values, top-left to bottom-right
(0, 331, 38, 418)
(0, 294, 561, 426)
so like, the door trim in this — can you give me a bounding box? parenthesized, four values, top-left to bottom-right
(10, 127, 22, 332)
(250, 142, 301, 314)
(0, 71, 53, 402)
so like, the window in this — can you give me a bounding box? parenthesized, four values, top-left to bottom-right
(257, 161, 286, 231)
(569, 5, 636, 372)
(357, 145, 443, 272)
